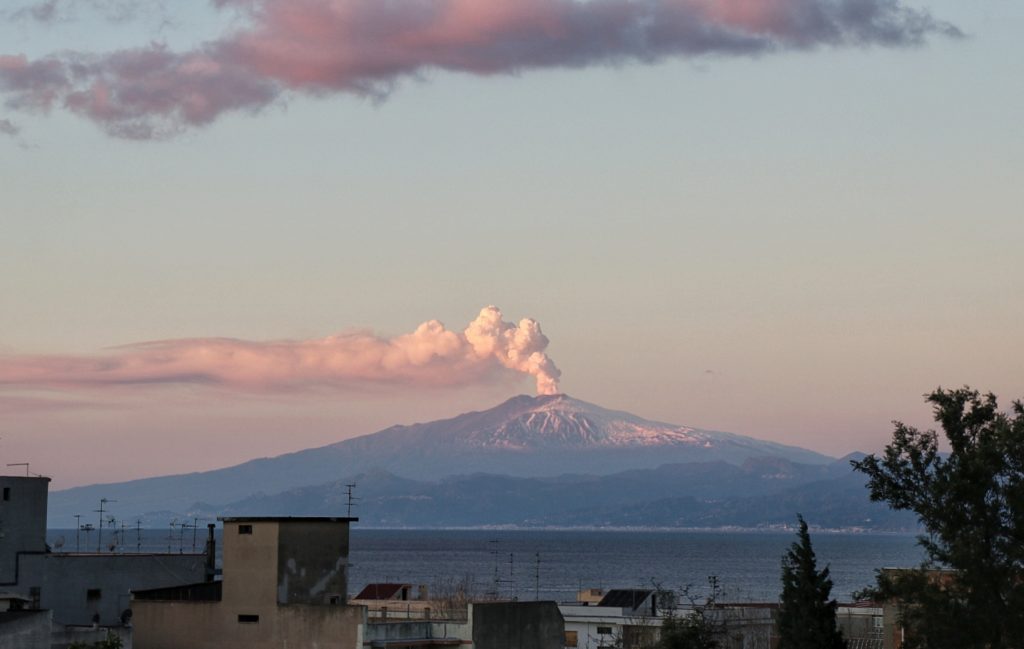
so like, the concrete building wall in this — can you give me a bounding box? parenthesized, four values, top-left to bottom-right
(708, 607, 776, 649)
(276, 520, 350, 605)
(51, 626, 133, 649)
(222, 520, 279, 609)
(0, 477, 49, 585)
(0, 610, 51, 649)
(14, 553, 206, 626)
(473, 602, 564, 649)
(560, 605, 657, 649)
(132, 600, 364, 649)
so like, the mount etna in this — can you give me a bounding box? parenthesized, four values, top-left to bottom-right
(48, 395, 914, 530)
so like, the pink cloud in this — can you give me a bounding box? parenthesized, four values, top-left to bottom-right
(0, 0, 960, 138)
(0, 306, 562, 396)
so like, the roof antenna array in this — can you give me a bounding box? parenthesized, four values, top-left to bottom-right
(6, 462, 35, 477)
(95, 498, 116, 552)
(345, 483, 359, 518)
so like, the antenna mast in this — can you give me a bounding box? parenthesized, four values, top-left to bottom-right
(535, 552, 541, 601)
(95, 498, 116, 553)
(345, 483, 358, 517)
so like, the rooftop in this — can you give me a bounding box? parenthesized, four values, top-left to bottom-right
(218, 516, 358, 523)
(354, 584, 412, 600)
(598, 589, 654, 609)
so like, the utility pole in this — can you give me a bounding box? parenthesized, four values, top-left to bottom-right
(74, 515, 82, 552)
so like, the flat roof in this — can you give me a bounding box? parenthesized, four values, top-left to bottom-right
(218, 516, 358, 523)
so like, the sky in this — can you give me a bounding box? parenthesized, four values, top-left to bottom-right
(1, 0, 1022, 489)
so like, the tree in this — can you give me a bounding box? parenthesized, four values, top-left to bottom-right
(776, 515, 846, 649)
(656, 578, 722, 649)
(69, 632, 124, 649)
(853, 387, 1024, 649)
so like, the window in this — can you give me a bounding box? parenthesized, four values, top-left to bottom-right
(238, 525, 253, 535)
(86, 589, 102, 601)
(564, 631, 579, 647)
(238, 614, 260, 623)
(328, 595, 341, 605)
(597, 626, 613, 635)
(2, 488, 9, 501)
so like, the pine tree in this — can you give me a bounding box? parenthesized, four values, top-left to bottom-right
(777, 515, 846, 649)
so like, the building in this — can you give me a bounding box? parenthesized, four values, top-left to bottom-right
(561, 589, 664, 649)
(132, 516, 364, 649)
(0, 475, 208, 631)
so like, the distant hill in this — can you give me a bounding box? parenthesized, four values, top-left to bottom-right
(48, 394, 835, 525)
(194, 457, 916, 531)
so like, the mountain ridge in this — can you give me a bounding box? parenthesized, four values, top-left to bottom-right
(47, 394, 836, 524)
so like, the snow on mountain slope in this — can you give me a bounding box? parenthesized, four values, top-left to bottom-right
(48, 394, 833, 523)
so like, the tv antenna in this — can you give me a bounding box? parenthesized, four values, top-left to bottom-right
(345, 483, 358, 517)
(167, 519, 179, 553)
(95, 498, 116, 552)
(487, 540, 514, 599)
(74, 515, 82, 552)
(6, 462, 37, 477)
(81, 523, 95, 550)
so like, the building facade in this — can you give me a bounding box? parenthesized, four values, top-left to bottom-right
(0, 476, 207, 628)
(133, 516, 364, 649)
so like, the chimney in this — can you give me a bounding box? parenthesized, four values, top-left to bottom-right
(204, 524, 216, 582)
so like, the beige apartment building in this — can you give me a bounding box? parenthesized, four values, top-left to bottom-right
(132, 516, 363, 649)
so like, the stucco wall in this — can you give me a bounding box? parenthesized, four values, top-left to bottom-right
(133, 600, 363, 649)
(0, 477, 49, 585)
(51, 626, 133, 649)
(473, 602, 564, 649)
(14, 553, 206, 626)
(0, 610, 51, 649)
(277, 521, 350, 605)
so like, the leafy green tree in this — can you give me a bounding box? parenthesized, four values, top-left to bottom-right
(776, 515, 846, 649)
(853, 387, 1024, 649)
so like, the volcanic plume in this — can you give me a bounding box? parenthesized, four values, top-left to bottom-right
(0, 306, 561, 395)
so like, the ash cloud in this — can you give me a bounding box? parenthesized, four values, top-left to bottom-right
(0, 306, 562, 396)
(0, 0, 960, 139)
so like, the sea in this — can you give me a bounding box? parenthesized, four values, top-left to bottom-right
(47, 527, 923, 603)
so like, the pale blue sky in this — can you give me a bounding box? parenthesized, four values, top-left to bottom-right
(1, 1, 1022, 487)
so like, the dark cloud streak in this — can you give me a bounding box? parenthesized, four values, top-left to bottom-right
(0, 0, 961, 139)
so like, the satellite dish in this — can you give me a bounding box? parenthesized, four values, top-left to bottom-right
(108, 540, 118, 552)
(53, 536, 65, 551)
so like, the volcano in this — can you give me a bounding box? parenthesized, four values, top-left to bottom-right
(48, 394, 832, 523)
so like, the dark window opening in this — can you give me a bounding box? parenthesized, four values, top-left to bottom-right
(3, 487, 10, 501)
(329, 595, 341, 605)
(238, 614, 260, 623)
(597, 626, 613, 635)
(238, 524, 253, 535)
(86, 589, 102, 601)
